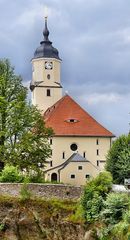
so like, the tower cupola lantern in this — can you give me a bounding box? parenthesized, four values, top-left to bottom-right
(33, 17, 61, 60)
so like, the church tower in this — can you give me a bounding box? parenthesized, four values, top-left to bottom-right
(30, 17, 62, 113)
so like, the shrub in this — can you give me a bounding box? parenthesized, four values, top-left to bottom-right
(81, 172, 113, 223)
(101, 193, 129, 225)
(0, 165, 23, 182)
(25, 170, 45, 183)
(69, 204, 84, 223)
(20, 182, 32, 201)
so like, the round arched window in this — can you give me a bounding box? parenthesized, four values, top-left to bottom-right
(70, 143, 78, 151)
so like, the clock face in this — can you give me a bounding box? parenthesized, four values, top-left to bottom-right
(45, 61, 53, 70)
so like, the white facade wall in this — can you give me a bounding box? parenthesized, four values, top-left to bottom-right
(45, 136, 111, 185)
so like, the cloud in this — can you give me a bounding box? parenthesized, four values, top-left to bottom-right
(0, 0, 130, 136)
(85, 93, 121, 105)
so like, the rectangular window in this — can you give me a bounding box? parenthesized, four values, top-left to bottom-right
(96, 139, 99, 145)
(71, 174, 75, 179)
(78, 166, 82, 170)
(97, 160, 99, 166)
(83, 152, 86, 158)
(62, 152, 65, 159)
(86, 174, 90, 179)
(50, 150, 52, 156)
(50, 161, 52, 167)
(97, 149, 99, 155)
(50, 139, 52, 145)
(47, 89, 51, 96)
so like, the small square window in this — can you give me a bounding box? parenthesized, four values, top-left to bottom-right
(86, 174, 90, 179)
(47, 89, 51, 96)
(71, 174, 75, 179)
(78, 166, 82, 170)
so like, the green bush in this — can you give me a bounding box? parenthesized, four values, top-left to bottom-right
(69, 204, 84, 223)
(0, 165, 23, 183)
(20, 182, 32, 201)
(25, 171, 45, 183)
(101, 193, 129, 225)
(81, 172, 113, 223)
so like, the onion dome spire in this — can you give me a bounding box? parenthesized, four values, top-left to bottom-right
(43, 17, 50, 42)
(33, 17, 61, 60)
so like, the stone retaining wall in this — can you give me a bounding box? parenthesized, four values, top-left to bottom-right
(0, 183, 82, 200)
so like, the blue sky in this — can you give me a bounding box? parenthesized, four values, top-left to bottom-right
(0, 0, 130, 136)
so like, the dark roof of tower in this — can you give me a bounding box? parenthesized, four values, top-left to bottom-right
(33, 17, 61, 60)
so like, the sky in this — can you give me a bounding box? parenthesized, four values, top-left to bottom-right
(0, 0, 130, 136)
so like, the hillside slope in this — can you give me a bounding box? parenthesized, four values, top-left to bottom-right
(0, 196, 85, 240)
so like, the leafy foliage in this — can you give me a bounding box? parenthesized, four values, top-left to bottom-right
(101, 193, 129, 225)
(20, 182, 32, 201)
(99, 194, 130, 240)
(0, 59, 53, 172)
(24, 170, 45, 183)
(0, 165, 23, 182)
(81, 172, 112, 222)
(106, 134, 130, 183)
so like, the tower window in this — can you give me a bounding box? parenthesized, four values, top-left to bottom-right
(96, 139, 99, 145)
(50, 139, 52, 145)
(97, 160, 99, 166)
(71, 174, 75, 179)
(83, 152, 86, 158)
(47, 89, 51, 96)
(47, 74, 50, 80)
(50, 161, 53, 167)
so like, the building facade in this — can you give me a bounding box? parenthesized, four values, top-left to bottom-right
(30, 18, 114, 186)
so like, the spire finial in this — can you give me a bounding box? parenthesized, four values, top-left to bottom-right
(43, 16, 49, 41)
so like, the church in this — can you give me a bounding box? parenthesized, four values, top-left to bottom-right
(30, 18, 114, 186)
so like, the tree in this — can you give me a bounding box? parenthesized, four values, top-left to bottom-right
(101, 193, 129, 225)
(81, 172, 112, 222)
(0, 59, 53, 172)
(106, 134, 130, 184)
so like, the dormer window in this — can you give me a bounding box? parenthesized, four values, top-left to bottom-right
(65, 119, 79, 123)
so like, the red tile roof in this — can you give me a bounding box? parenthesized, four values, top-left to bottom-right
(43, 95, 114, 137)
